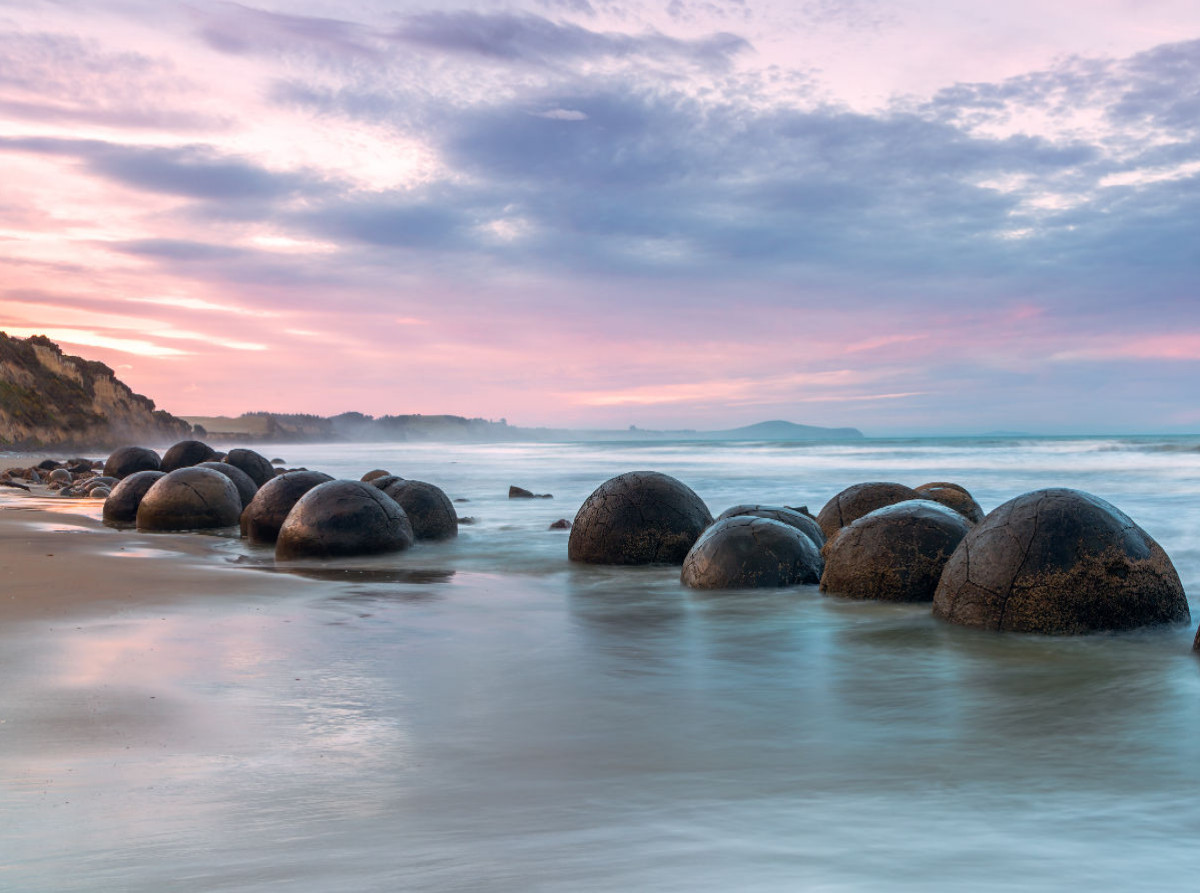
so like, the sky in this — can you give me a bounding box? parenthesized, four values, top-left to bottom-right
(2, 0, 1199, 435)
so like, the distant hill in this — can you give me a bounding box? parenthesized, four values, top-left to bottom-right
(708, 420, 864, 441)
(0, 333, 192, 449)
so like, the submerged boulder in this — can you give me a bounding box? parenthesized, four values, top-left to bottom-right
(816, 482, 919, 542)
(717, 504, 825, 548)
(568, 471, 712, 565)
(276, 480, 414, 560)
(241, 470, 335, 545)
(160, 439, 218, 472)
(102, 470, 166, 526)
(820, 500, 971, 602)
(104, 446, 161, 480)
(914, 482, 985, 525)
(378, 479, 458, 541)
(933, 488, 1189, 634)
(681, 516, 823, 589)
(136, 467, 242, 531)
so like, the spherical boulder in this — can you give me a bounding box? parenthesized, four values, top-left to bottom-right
(103, 470, 167, 526)
(915, 481, 985, 525)
(224, 448, 274, 487)
(47, 468, 72, 484)
(681, 516, 823, 590)
(195, 461, 258, 509)
(933, 488, 1189, 634)
(568, 471, 713, 565)
(104, 446, 161, 480)
(378, 479, 458, 541)
(160, 439, 218, 472)
(816, 482, 919, 542)
(361, 469, 391, 482)
(717, 504, 825, 548)
(241, 470, 335, 545)
(820, 500, 971, 602)
(275, 480, 414, 560)
(136, 467, 242, 531)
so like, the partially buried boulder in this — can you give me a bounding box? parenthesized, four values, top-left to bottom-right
(136, 467, 242, 531)
(816, 482, 919, 542)
(224, 448, 275, 487)
(361, 469, 391, 483)
(568, 471, 713, 565)
(378, 479, 458, 541)
(241, 470, 335, 544)
(275, 480, 414, 560)
(104, 446, 161, 480)
(681, 516, 823, 589)
(160, 439, 218, 472)
(914, 481, 985, 525)
(196, 461, 258, 509)
(933, 488, 1189, 634)
(820, 500, 970, 602)
(717, 504, 825, 548)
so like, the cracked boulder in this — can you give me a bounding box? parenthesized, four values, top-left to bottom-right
(102, 469, 166, 527)
(933, 488, 1189, 633)
(241, 470, 335, 545)
(816, 482, 920, 542)
(378, 479, 458, 541)
(717, 504, 825, 548)
(196, 461, 259, 509)
(275, 480, 414, 560)
(568, 471, 713, 565)
(104, 445, 161, 480)
(160, 439, 218, 472)
(681, 516, 823, 590)
(914, 481, 985, 525)
(820, 500, 971, 602)
(224, 448, 275, 487)
(136, 467, 243, 531)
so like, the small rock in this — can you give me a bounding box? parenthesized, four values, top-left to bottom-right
(457, 516, 476, 525)
(510, 485, 552, 499)
(549, 519, 571, 530)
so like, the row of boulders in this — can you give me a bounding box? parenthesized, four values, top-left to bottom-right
(3, 457, 112, 497)
(566, 470, 1192, 638)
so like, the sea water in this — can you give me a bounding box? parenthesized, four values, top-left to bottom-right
(4, 436, 1200, 891)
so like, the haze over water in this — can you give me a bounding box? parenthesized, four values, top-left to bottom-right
(5, 436, 1200, 891)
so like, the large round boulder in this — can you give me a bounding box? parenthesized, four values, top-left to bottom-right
(102, 470, 165, 526)
(275, 480, 414, 560)
(933, 488, 1189, 633)
(914, 481, 985, 525)
(160, 439, 218, 472)
(681, 516, 823, 590)
(378, 479, 458, 541)
(816, 482, 919, 542)
(196, 461, 258, 509)
(241, 470, 335, 545)
(136, 467, 242, 531)
(103, 446, 161, 480)
(717, 504, 825, 548)
(568, 471, 713, 565)
(820, 500, 971, 602)
(225, 448, 275, 487)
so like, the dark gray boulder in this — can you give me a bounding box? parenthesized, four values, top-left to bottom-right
(241, 470, 335, 544)
(276, 480, 414, 560)
(681, 516, 823, 589)
(820, 500, 971, 602)
(136, 467, 242, 531)
(378, 479, 458, 541)
(914, 481, 985, 525)
(160, 440, 218, 472)
(225, 448, 274, 487)
(196, 461, 258, 509)
(568, 471, 713, 565)
(933, 488, 1189, 633)
(717, 504, 825, 548)
(367, 475, 405, 492)
(816, 482, 919, 542)
(104, 446, 161, 480)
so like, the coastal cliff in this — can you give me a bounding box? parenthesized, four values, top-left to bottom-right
(0, 332, 193, 449)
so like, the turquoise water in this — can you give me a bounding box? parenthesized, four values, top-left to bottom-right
(4, 437, 1200, 890)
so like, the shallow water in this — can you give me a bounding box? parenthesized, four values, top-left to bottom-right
(4, 436, 1200, 891)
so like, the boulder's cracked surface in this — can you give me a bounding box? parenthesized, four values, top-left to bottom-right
(241, 470, 335, 544)
(136, 467, 242, 531)
(276, 480, 414, 560)
(816, 482, 919, 542)
(378, 479, 458, 541)
(820, 500, 970, 602)
(914, 481, 985, 524)
(933, 488, 1189, 633)
(717, 504, 825, 548)
(568, 471, 713, 565)
(681, 516, 823, 589)
(196, 461, 259, 509)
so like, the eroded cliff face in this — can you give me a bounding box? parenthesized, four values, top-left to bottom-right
(0, 333, 192, 449)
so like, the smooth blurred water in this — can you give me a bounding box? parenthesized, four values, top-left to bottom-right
(4, 436, 1200, 891)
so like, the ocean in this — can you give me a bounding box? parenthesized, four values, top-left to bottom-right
(5, 436, 1200, 891)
